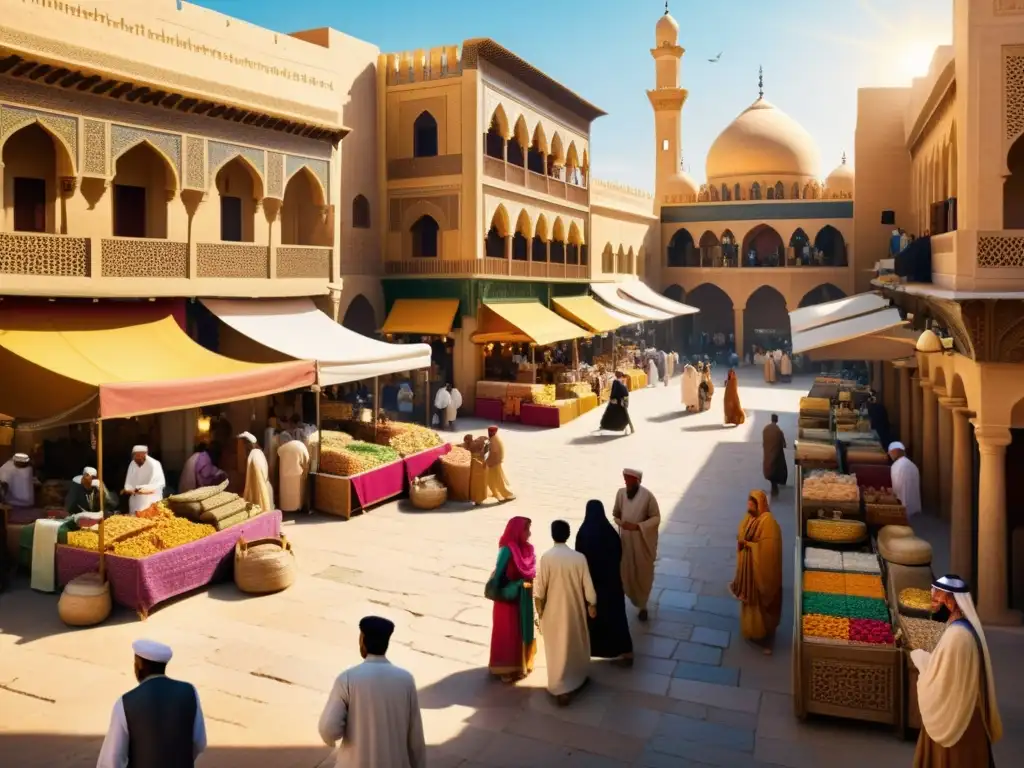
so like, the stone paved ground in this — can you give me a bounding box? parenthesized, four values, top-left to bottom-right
(2, 369, 1021, 767)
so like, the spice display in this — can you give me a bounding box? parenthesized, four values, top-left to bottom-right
(440, 445, 471, 467)
(531, 384, 557, 406)
(900, 616, 944, 651)
(841, 551, 881, 574)
(66, 530, 99, 550)
(137, 501, 173, 519)
(319, 433, 399, 476)
(898, 587, 932, 612)
(803, 570, 845, 594)
(844, 573, 885, 600)
(802, 591, 847, 616)
(845, 595, 890, 622)
(110, 510, 215, 558)
(848, 618, 895, 645)
(804, 547, 842, 571)
(803, 472, 860, 503)
(806, 518, 866, 543)
(800, 397, 831, 414)
(803, 613, 850, 641)
(388, 425, 443, 457)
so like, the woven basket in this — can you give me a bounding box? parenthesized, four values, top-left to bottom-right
(410, 481, 447, 510)
(58, 573, 112, 626)
(866, 503, 908, 528)
(235, 536, 296, 594)
(439, 456, 471, 501)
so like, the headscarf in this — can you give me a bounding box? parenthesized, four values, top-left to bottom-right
(498, 516, 536, 579)
(575, 500, 621, 574)
(749, 489, 769, 517)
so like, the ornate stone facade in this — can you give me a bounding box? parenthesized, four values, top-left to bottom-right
(184, 136, 206, 191)
(807, 658, 894, 713)
(977, 234, 1024, 267)
(196, 243, 270, 278)
(285, 154, 329, 200)
(0, 105, 79, 173)
(0, 232, 90, 277)
(100, 239, 188, 278)
(82, 119, 107, 176)
(110, 124, 182, 186)
(276, 246, 332, 278)
(267, 152, 285, 199)
(208, 141, 267, 191)
(1004, 53, 1024, 141)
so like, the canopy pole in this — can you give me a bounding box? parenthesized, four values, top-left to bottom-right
(530, 345, 536, 384)
(96, 419, 106, 581)
(424, 370, 430, 427)
(314, 363, 322, 474)
(373, 376, 379, 439)
(612, 333, 618, 370)
(572, 339, 580, 381)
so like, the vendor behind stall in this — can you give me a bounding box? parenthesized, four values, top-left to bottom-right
(179, 444, 227, 494)
(65, 467, 118, 515)
(0, 452, 36, 507)
(122, 446, 166, 515)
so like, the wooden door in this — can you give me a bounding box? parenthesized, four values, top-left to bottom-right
(114, 185, 146, 237)
(13, 177, 46, 232)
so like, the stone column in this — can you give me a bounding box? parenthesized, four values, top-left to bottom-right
(950, 407, 975, 580)
(733, 308, 744, 363)
(911, 373, 923, 465)
(899, 366, 912, 450)
(920, 380, 938, 512)
(972, 424, 1021, 625)
(936, 395, 961, 520)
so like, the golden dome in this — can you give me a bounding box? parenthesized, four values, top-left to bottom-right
(915, 329, 943, 354)
(656, 7, 679, 47)
(825, 153, 854, 197)
(706, 97, 820, 182)
(664, 169, 699, 202)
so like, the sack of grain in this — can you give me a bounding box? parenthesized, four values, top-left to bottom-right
(439, 445, 471, 501)
(199, 491, 240, 513)
(168, 480, 230, 504)
(199, 497, 248, 525)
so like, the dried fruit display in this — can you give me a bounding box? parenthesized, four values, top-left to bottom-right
(319, 439, 400, 476)
(110, 510, 215, 558)
(898, 587, 932, 612)
(844, 573, 885, 600)
(806, 518, 866, 543)
(803, 613, 850, 641)
(862, 486, 900, 505)
(848, 618, 894, 645)
(803, 571, 845, 595)
(900, 616, 944, 651)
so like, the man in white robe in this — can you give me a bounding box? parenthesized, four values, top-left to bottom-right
(239, 432, 273, 512)
(534, 519, 597, 706)
(0, 452, 36, 507)
(681, 364, 700, 411)
(277, 435, 310, 513)
(647, 358, 659, 386)
(433, 386, 451, 429)
(319, 616, 426, 768)
(912, 575, 1002, 766)
(445, 385, 463, 431)
(887, 441, 922, 517)
(613, 468, 661, 622)
(122, 446, 165, 515)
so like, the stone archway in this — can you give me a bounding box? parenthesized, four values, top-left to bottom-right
(798, 283, 846, 308)
(662, 284, 692, 355)
(1005, 134, 1024, 229)
(742, 224, 784, 267)
(814, 225, 848, 266)
(667, 228, 696, 267)
(342, 294, 377, 337)
(686, 283, 735, 359)
(744, 285, 790, 355)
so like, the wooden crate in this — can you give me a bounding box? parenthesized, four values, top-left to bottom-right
(798, 634, 903, 726)
(314, 473, 354, 519)
(866, 503, 908, 528)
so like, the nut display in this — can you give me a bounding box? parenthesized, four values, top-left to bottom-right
(803, 471, 860, 503)
(806, 518, 866, 543)
(844, 573, 885, 600)
(900, 616, 944, 651)
(803, 570, 845, 595)
(862, 486, 900, 505)
(899, 587, 933, 612)
(110, 510, 215, 558)
(803, 613, 850, 641)
(848, 618, 895, 645)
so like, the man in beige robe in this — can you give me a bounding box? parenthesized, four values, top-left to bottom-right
(912, 575, 1002, 767)
(277, 436, 310, 513)
(484, 426, 515, 502)
(534, 520, 597, 706)
(612, 468, 660, 622)
(238, 432, 273, 513)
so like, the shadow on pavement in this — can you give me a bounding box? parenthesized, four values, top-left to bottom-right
(567, 432, 628, 445)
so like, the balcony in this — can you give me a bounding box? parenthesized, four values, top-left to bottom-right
(384, 258, 588, 281)
(924, 229, 1024, 291)
(483, 157, 589, 207)
(102, 238, 188, 278)
(0, 231, 91, 278)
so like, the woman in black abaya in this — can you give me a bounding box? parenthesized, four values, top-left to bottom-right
(575, 499, 634, 665)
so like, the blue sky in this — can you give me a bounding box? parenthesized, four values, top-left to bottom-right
(199, 0, 952, 190)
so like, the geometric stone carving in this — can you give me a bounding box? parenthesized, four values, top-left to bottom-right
(196, 243, 269, 278)
(185, 136, 206, 191)
(276, 246, 331, 278)
(267, 152, 284, 199)
(0, 232, 90, 277)
(110, 124, 182, 186)
(1005, 55, 1024, 141)
(0, 105, 79, 173)
(100, 239, 188, 278)
(208, 141, 266, 191)
(285, 154, 329, 200)
(977, 235, 1024, 267)
(82, 119, 107, 176)
(808, 658, 893, 713)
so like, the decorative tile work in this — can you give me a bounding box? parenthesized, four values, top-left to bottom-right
(196, 243, 269, 278)
(267, 153, 285, 199)
(0, 233, 90, 277)
(100, 239, 188, 278)
(82, 119, 107, 176)
(185, 137, 206, 190)
(276, 247, 331, 278)
(285, 154, 330, 200)
(808, 658, 893, 713)
(1006, 55, 1024, 141)
(978, 235, 1024, 267)
(208, 141, 266, 191)
(0, 105, 79, 172)
(110, 124, 182, 185)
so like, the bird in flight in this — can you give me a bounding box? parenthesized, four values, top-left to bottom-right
(708, 52, 722, 63)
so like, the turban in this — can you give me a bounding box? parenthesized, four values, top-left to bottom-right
(932, 574, 970, 594)
(487, 425, 499, 436)
(12, 453, 30, 462)
(132, 638, 173, 664)
(623, 468, 643, 480)
(237, 432, 258, 445)
(82, 467, 97, 478)
(887, 442, 905, 452)
(131, 445, 148, 454)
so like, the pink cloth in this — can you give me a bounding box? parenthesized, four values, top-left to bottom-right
(402, 443, 451, 482)
(489, 554, 527, 672)
(474, 398, 503, 421)
(348, 460, 405, 510)
(195, 452, 228, 488)
(520, 404, 560, 428)
(498, 516, 536, 580)
(850, 464, 892, 488)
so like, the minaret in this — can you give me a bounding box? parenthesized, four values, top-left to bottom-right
(647, 2, 689, 199)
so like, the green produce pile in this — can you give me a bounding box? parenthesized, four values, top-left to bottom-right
(802, 591, 890, 621)
(319, 437, 399, 476)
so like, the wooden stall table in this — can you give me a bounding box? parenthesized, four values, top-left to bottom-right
(402, 443, 452, 483)
(315, 459, 405, 519)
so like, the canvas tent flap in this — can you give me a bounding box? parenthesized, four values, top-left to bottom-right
(380, 299, 459, 336)
(618, 279, 699, 317)
(202, 298, 432, 386)
(789, 293, 890, 333)
(589, 283, 673, 321)
(800, 327, 920, 362)
(0, 303, 315, 421)
(790, 308, 911, 356)
(471, 301, 592, 346)
(551, 296, 631, 333)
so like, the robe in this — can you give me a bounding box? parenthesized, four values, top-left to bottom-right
(723, 375, 746, 425)
(913, 619, 1001, 767)
(318, 656, 426, 768)
(891, 456, 922, 517)
(647, 359, 659, 386)
(277, 439, 310, 513)
(485, 435, 514, 501)
(64, 480, 117, 515)
(779, 354, 793, 378)
(179, 452, 226, 494)
(681, 365, 700, 410)
(612, 486, 661, 610)
(0, 460, 35, 507)
(730, 510, 783, 641)
(468, 452, 488, 505)
(446, 388, 463, 424)
(242, 448, 274, 513)
(575, 509, 633, 658)
(762, 423, 788, 486)
(488, 546, 536, 677)
(763, 355, 777, 384)
(124, 456, 166, 515)
(535, 544, 596, 697)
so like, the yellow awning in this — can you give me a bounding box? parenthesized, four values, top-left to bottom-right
(471, 301, 592, 346)
(551, 296, 629, 333)
(379, 299, 460, 336)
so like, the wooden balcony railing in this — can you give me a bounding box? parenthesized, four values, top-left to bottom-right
(385, 258, 588, 280)
(483, 157, 589, 204)
(0, 231, 90, 277)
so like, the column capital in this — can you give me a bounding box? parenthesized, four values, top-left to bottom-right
(952, 407, 975, 420)
(938, 396, 966, 409)
(932, 386, 948, 398)
(971, 422, 1012, 450)
(919, 379, 934, 391)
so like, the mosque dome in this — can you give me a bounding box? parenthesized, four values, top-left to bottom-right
(706, 97, 821, 183)
(825, 153, 854, 197)
(656, 8, 679, 47)
(663, 169, 699, 202)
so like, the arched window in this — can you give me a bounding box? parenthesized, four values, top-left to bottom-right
(734, 183, 741, 200)
(775, 181, 784, 200)
(413, 112, 438, 158)
(411, 215, 439, 258)
(721, 184, 730, 202)
(791, 182, 800, 199)
(751, 182, 761, 200)
(352, 194, 370, 229)
(766, 186, 775, 200)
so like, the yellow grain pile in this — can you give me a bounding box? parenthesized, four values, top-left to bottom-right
(388, 424, 443, 456)
(806, 518, 866, 543)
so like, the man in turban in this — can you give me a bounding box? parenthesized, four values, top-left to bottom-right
(913, 575, 1002, 766)
(64, 466, 117, 515)
(888, 441, 921, 518)
(122, 446, 165, 515)
(319, 616, 426, 768)
(484, 426, 515, 502)
(612, 469, 660, 622)
(0, 452, 36, 508)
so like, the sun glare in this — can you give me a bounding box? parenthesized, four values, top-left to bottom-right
(900, 42, 936, 80)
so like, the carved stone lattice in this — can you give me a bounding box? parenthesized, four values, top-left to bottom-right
(977, 235, 1024, 267)
(808, 658, 893, 712)
(993, 301, 1024, 363)
(0, 105, 79, 172)
(110, 125, 182, 184)
(276, 247, 331, 278)
(0, 233, 89, 276)
(184, 137, 206, 190)
(285, 154, 329, 199)
(196, 243, 269, 278)
(1006, 56, 1024, 141)
(208, 141, 266, 189)
(100, 239, 187, 278)
(267, 153, 284, 199)
(83, 119, 107, 176)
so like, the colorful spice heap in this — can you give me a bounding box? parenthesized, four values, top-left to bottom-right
(802, 614, 850, 641)
(803, 570, 844, 595)
(802, 591, 890, 621)
(802, 591, 847, 616)
(900, 616, 944, 652)
(806, 518, 866, 543)
(844, 572, 885, 600)
(845, 594, 890, 622)
(849, 618, 895, 645)
(899, 587, 932, 612)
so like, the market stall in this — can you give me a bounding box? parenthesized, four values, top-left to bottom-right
(379, 298, 460, 397)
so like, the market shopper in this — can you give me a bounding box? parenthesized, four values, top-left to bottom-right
(887, 441, 922, 518)
(763, 351, 777, 384)
(575, 500, 633, 666)
(779, 351, 793, 383)
(600, 371, 635, 434)
(729, 490, 783, 654)
(723, 369, 746, 426)
(122, 446, 166, 515)
(700, 362, 715, 410)
(96, 639, 207, 768)
(0, 452, 35, 508)
(681, 363, 700, 412)
(912, 575, 1002, 767)
(484, 425, 516, 502)
(612, 468, 660, 622)
(433, 385, 451, 430)
(762, 414, 788, 498)
(64, 466, 117, 515)
(318, 616, 426, 768)
(487, 516, 537, 683)
(178, 443, 227, 494)
(647, 356, 659, 386)
(277, 435, 310, 513)
(535, 519, 596, 706)
(445, 384, 463, 430)
(238, 432, 274, 513)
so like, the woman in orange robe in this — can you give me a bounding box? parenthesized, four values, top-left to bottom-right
(723, 368, 746, 426)
(729, 490, 783, 654)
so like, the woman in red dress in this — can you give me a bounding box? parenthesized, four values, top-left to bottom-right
(487, 516, 537, 682)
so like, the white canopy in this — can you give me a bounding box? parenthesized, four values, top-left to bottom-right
(789, 293, 890, 333)
(202, 298, 432, 385)
(791, 307, 910, 356)
(618, 279, 700, 317)
(589, 283, 673, 321)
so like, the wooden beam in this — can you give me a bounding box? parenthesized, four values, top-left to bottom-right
(0, 55, 21, 73)
(109, 82, 134, 98)
(91, 79, 116, 95)
(76, 74, 101, 90)
(162, 94, 182, 108)
(44, 67, 70, 84)
(124, 86, 149, 101)
(12, 61, 37, 77)
(60, 71, 84, 88)
(28, 64, 52, 80)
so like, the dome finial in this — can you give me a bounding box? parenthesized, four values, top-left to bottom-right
(664, 1, 669, 15)
(841, 151, 847, 165)
(758, 66, 764, 99)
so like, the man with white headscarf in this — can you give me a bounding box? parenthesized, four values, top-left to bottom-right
(912, 574, 1002, 766)
(612, 468, 660, 622)
(122, 446, 165, 515)
(681, 363, 700, 412)
(888, 441, 921, 517)
(0, 452, 36, 508)
(64, 467, 117, 515)
(239, 432, 273, 512)
(277, 433, 309, 513)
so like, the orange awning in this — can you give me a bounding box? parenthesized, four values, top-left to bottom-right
(0, 302, 316, 422)
(471, 301, 591, 346)
(380, 299, 460, 336)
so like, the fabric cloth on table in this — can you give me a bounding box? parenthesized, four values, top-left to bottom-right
(730, 490, 783, 642)
(612, 485, 661, 611)
(348, 461, 404, 509)
(30, 518, 62, 592)
(534, 542, 596, 696)
(575, 500, 632, 658)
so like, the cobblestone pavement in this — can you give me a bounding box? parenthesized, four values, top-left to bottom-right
(2, 370, 1021, 767)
